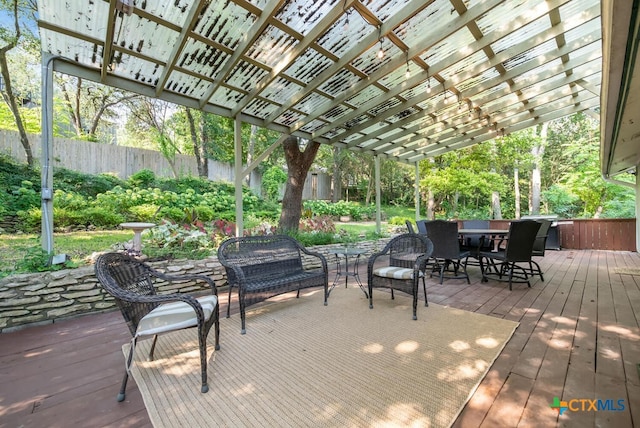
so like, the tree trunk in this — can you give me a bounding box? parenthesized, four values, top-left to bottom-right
(59, 80, 83, 137)
(531, 122, 548, 214)
(452, 191, 459, 217)
(426, 189, 435, 220)
(365, 163, 373, 205)
(514, 167, 520, 219)
(247, 125, 258, 187)
(279, 136, 320, 232)
(491, 191, 502, 219)
(0, 4, 33, 166)
(199, 113, 209, 178)
(331, 146, 342, 202)
(185, 108, 207, 177)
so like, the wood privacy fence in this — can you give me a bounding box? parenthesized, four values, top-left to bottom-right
(486, 218, 637, 251)
(0, 129, 332, 200)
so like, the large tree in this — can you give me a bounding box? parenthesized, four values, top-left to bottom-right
(0, 0, 37, 165)
(124, 98, 183, 177)
(279, 136, 320, 232)
(57, 76, 138, 141)
(184, 107, 208, 177)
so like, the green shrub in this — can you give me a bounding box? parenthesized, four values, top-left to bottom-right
(16, 208, 42, 232)
(77, 207, 125, 227)
(193, 205, 215, 222)
(388, 216, 411, 226)
(54, 189, 89, 210)
(12, 246, 77, 273)
(157, 206, 187, 223)
(262, 166, 287, 200)
(288, 231, 335, 246)
(128, 169, 156, 187)
(54, 168, 125, 197)
(10, 180, 40, 212)
(51, 207, 84, 228)
(128, 204, 160, 222)
(302, 200, 376, 221)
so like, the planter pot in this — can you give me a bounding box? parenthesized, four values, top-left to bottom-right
(339, 215, 351, 222)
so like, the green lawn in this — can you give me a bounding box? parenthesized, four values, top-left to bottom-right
(0, 230, 133, 273)
(0, 203, 416, 275)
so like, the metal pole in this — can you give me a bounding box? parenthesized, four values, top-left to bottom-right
(636, 172, 640, 252)
(414, 162, 420, 220)
(234, 116, 243, 237)
(41, 53, 56, 254)
(375, 155, 381, 234)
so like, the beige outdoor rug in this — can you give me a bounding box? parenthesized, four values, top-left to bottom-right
(125, 286, 518, 428)
(613, 266, 640, 275)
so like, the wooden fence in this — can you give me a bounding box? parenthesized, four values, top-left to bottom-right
(486, 218, 636, 251)
(0, 129, 332, 200)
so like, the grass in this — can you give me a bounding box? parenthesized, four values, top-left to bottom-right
(0, 230, 133, 273)
(0, 203, 416, 275)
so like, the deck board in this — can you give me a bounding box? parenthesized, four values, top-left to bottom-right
(1, 249, 639, 427)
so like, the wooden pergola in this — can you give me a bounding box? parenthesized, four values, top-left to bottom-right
(35, 0, 616, 250)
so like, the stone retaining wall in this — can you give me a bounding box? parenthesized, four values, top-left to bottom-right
(0, 239, 389, 332)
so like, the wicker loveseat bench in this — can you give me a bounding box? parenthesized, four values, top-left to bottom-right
(217, 235, 329, 334)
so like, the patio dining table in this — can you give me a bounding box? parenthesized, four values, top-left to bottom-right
(458, 228, 509, 254)
(458, 228, 509, 235)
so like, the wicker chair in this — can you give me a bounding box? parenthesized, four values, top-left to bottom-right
(367, 233, 434, 320)
(94, 252, 220, 402)
(217, 235, 328, 334)
(479, 220, 541, 290)
(424, 220, 471, 284)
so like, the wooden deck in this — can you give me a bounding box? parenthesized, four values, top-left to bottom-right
(1, 249, 639, 427)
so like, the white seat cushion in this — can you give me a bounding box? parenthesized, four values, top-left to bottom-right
(373, 266, 416, 280)
(136, 295, 218, 337)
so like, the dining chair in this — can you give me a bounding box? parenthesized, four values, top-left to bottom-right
(528, 219, 552, 280)
(405, 219, 416, 233)
(460, 219, 491, 267)
(367, 233, 433, 320)
(415, 219, 428, 234)
(424, 220, 470, 284)
(94, 252, 220, 401)
(479, 220, 541, 290)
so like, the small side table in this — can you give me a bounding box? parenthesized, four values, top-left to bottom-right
(328, 247, 368, 297)
(119, 222, 155, 254)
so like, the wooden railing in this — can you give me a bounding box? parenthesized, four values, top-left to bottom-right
(483, 218, 637, 251)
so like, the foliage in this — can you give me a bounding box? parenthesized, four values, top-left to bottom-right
(53, 168, 123, 197)
(286, 230, 336, 247)
(10, 245, 78, 276)
(0, 155, 280, 232)
(262, 165, 287, 201)
(0, 102, 40, 134)
(298, 215, 335, 234)
(387, 216, 411, 226)
(128, 169, 156, 187)
(417, 114, 635, 220)
(541, 185, 581, 218)
(302, 200, 376, 221)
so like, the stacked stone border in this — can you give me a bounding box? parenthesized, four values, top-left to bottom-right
(0, 239, 390, 332)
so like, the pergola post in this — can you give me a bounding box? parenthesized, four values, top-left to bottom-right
(636, 172, 640, 252)
(414, 162, 420, 220)
(375, 155, 381, 234)
(41, 53, 55, 254)
(234, 116, 243, 237)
